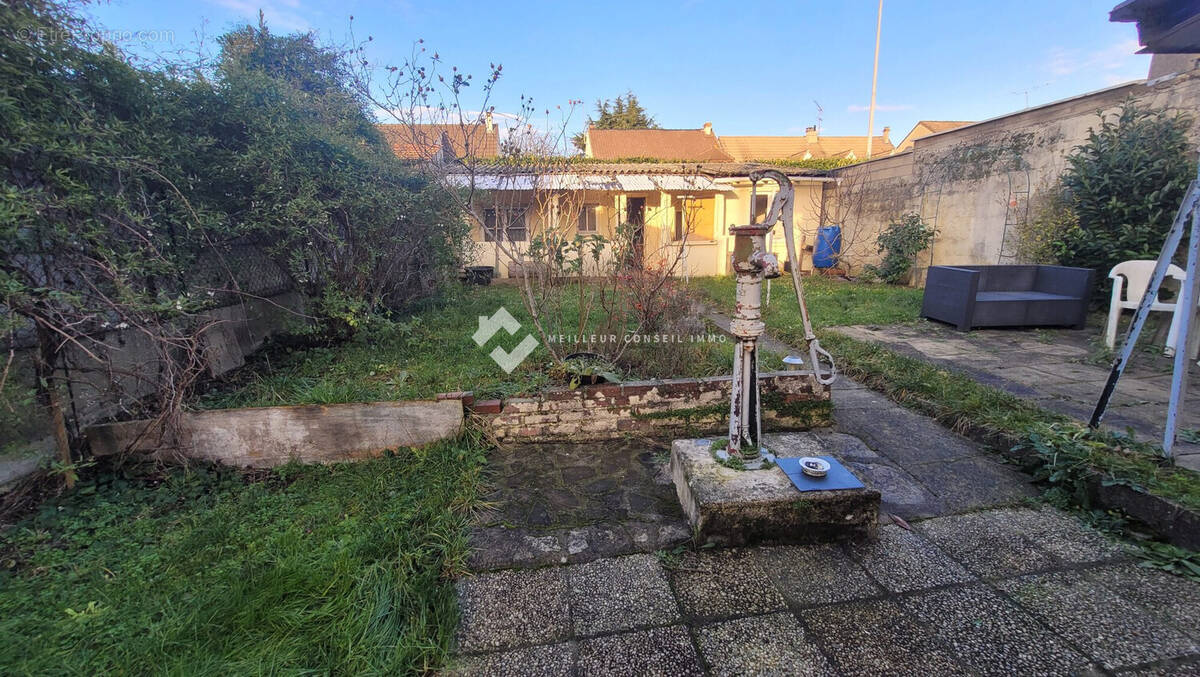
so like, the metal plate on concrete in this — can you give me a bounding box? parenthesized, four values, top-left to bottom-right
(776, 456, 865, 492)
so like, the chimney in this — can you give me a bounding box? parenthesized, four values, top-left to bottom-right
(702, 121, 713, 136)
(485, 111, 494, 133)
(881, 126, 890, 144)
(805, 126, 818, 141)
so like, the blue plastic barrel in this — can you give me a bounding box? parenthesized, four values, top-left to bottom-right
(813, 225, 842, 269)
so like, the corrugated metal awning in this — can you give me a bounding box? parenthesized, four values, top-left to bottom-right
(614, 175, 658, 191)
(539, 174, 621, 191)
(445, 174, 537, 191)
(651, 175, 725, 192)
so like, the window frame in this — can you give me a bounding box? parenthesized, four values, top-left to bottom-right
(577, 204, 599, 233)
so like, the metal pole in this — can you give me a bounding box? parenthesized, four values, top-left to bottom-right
(1091, 175, 1199, 428)
(866, 0, 883, 159)
(1164, 203, 1200, 458)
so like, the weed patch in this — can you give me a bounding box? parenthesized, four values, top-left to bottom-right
(0, 436, 487, 673)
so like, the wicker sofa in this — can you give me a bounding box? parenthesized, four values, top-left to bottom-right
(921, 265, 1094, 331)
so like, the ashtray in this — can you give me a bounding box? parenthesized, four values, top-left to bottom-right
(798, 457, 831, 478)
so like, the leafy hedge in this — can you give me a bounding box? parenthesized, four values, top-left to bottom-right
(1054, 100, 1195, 282)
(1, 2, 467, 429)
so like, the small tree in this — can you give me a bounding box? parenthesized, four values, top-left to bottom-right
(862, 213, 937, 284)
(1054, 99, 1195, 278)
(570, 92, 659, 151)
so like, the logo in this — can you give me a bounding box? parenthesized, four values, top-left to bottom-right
(473, 307, 538, 373)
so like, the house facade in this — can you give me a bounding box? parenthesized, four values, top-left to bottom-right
(384, 121, 889, 278)
(456, 163, 830, 279)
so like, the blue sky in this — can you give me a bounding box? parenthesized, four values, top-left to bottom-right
(87, 0, 1151, 145)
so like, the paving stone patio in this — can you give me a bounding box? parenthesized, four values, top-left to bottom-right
(452, 316, 1200, 675)
(449, 507, 1200, 676)
(831, 321, 1200, 471)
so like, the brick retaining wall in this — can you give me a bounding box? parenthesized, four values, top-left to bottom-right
(439, 371, 831, 442)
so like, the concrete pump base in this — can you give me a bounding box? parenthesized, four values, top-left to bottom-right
(670, 438, 879, 547)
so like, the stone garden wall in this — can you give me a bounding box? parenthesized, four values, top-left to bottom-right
(444, 371, 832, 442)
(84, 372, 829, 468)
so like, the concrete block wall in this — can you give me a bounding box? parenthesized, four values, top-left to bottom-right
(832, 67, 1200, 280)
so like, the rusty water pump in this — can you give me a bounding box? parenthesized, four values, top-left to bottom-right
(725, 170, 836, 469)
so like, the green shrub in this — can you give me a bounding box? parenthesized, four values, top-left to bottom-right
(1015, 183, 1077, 264)
(1054, 100, 1195, 282)
(863, 212, 938, 284)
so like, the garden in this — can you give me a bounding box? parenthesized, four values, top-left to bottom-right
(4, 0, 1200, 674)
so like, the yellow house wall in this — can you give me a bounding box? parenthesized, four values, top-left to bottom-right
(461, 179, 826, 278)
(716, 180, 827, 275)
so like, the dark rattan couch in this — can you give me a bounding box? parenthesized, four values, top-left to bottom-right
(920, 265, 1094, 331)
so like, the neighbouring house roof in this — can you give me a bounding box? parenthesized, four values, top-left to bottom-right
(719, 132, 893, 162)
(585, 128, 734, 161)
(378, 122, 500, 160)
(894, 120, 974, 152)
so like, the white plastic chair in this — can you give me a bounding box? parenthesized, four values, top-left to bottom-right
(1104, 260, 1188, 352)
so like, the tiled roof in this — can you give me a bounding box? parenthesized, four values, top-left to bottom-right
(919, 120, 975, 133)
(895, 120, 974, 151)
(378, 123, 499, 160)
(719, 134, 893, 161)
(586, 128, 733, 162)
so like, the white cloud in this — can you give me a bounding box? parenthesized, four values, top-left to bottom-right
(209, 0, 310, 32)
(1045, 39, 1142, 78)
(846, 103, 914, 113)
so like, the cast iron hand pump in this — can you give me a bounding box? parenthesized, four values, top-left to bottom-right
(726, 169, 835, 468)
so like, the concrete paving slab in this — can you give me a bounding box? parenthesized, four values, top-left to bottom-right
(1119, 659, 1200, 675)
(764, 431, 881, 463)
(833, 404, 981, 467)
(905, 456, 1037, 512)
(990, 365, 1068, 385)
(748, 543, 882, 607)
(997, 570, 1200, 670)
(1013, 508, 1128, 563)
(802, 598, 966, 676)
(447, 642, 575, 677)
(843, 460, 945, 519)
(1086, 564, 1200, 641)
(576, 625, 703, 676)
(849, 524, 975, 593)
(1027, 361, 1109, 383)
(696, 612, 836, 677)
(917, 509, 1058, 578)
(829, 387, 894, 410)
(455, 568, 571, 654)
(899, 584, 1093, 676)
(669, 549, 787, 620)
(565, 553, 679, 637)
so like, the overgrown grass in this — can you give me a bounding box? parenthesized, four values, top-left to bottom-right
(198, 283, 752, 410)
(0, 435, 486, 674)
(687, 276, 925, 329)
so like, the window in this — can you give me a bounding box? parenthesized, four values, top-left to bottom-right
(482, 208, 527, 242)
(578, 204, 598, 232)
(506, 210, 527, 242)
(483, 209, 500, 242)
(674, 207, 685, 241)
